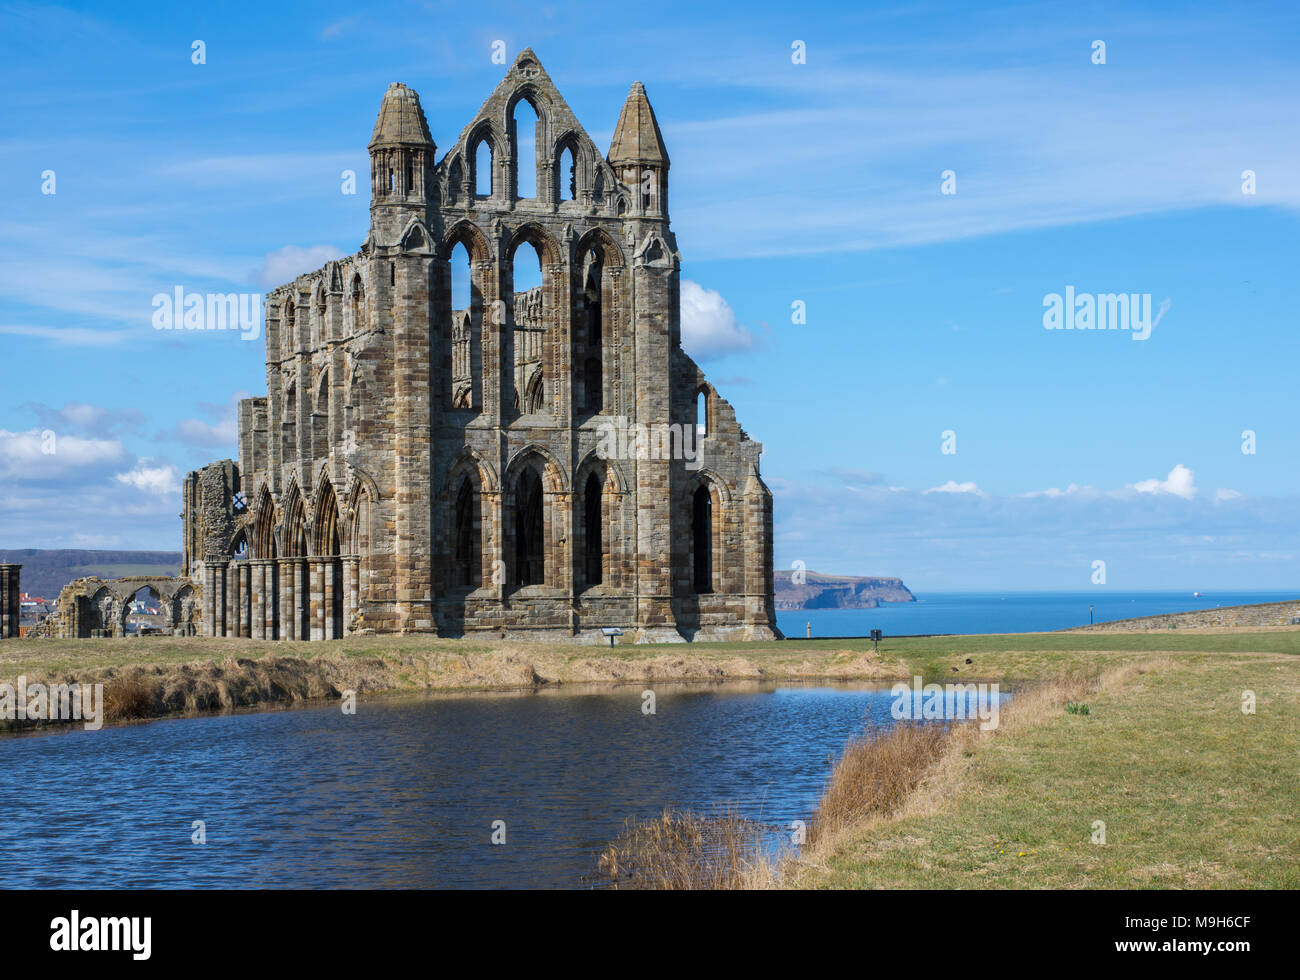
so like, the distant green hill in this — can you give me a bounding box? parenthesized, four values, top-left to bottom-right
(0, 549, 182, 599)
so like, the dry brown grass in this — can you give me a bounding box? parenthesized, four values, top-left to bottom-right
(102, 674, 154, 721)
(807, 721, 951, 846)
(592, 807, 780, 889)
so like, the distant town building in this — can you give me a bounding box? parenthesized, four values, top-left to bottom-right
(18, 593, 52, 623)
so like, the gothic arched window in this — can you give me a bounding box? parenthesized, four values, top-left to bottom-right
(583, 472, 602, 587)
(453, 478, 479, 588)
(513, 468, 545, 587)
(692, 485, 713, 595)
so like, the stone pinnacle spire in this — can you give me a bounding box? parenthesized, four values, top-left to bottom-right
(608, 81, 669, 168)
(369, 82, 434, 148)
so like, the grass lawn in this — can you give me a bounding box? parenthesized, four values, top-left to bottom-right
(7, 626, 1299, 680)
(788, 650, 1300, 888)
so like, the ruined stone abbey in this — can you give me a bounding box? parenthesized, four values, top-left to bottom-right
(178, 50, 778, 643)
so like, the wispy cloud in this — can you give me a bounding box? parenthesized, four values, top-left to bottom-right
(20, 401, 145, 438)
(0, 323, 134, 347)
(319, 17, 360, 41)
(664, 49, 1300, 258)
(254, 244, 346, 289)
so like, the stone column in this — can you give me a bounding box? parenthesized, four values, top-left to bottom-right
(238, 563, 250, 638)
(631, 252, 679, 637)
(344, 555, 360, 634)
(228, 562, 237, 638)
(554, 490, 574, 598)
(217, 561, 230, 636)
(205, 561, 214, 637)
(392, 252, 435, 633)
(310, 558, 324, 641)
(269, 561, 279, 639)
(251, 562, 264, 640)
(258, 561, 271, 636)
(281, 559, 296, 641)
(324, 559, 337, 639)
(245, 563, 255, 638)
(293, 559, 306, 641)
(263, 562, 273, 640)
(229, 565, 239, 637)
(202, 561, 214, 636)
(483, 490, 503, 605)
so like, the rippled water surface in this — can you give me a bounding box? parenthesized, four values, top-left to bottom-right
(0, 683, 970, 888)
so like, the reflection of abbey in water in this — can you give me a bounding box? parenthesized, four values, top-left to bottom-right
(182, 49, 780, 642)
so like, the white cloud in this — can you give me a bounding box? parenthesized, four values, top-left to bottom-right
(0, 428, 126, 479)
(1130, 463, 1197, 500)
(1214, 488, 1244, 503)
(1022, 483, 1095, 499)
(114, 462, 181, 496)
(923, 480, 983, 496)
(679, 279, 758, 359)
(255, 245, 345, 289)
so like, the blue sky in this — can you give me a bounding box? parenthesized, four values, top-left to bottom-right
(1, 0, 1297, 590)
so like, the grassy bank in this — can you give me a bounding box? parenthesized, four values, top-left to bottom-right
(788, 650, 1300, 888)
(3, 627, 1299, 731)
(0, 632, 901, 731)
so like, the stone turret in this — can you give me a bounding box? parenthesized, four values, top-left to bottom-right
(369, 82, 436, 245)
(608, 82, 669, 217)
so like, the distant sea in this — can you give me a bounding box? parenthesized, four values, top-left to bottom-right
(776, 591, 1300, 639)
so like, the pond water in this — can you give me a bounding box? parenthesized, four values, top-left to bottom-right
(0, 682, 1004, 888)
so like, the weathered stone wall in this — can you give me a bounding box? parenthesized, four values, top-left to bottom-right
(34, 575, 202, 638)
(181, 49, 779, 643)
(1069, 600, 1300, 632)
